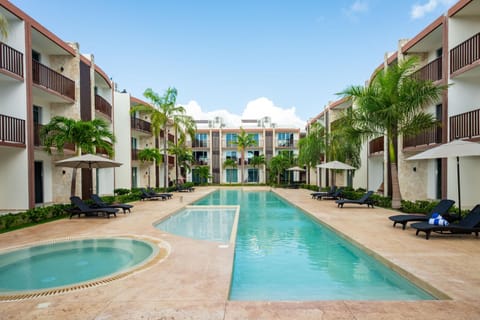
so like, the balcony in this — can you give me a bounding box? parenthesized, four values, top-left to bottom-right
(130, 117, 151, 134)
(449, 108, 480, 140)
(0, 114, 25, 146)
(191, 140, 209, 148)
(276, 140, 297, 148)
(412, 57, 442, 82)
(32, 60, 75, 100)
(193, 159, 208, 165)
(0, 42, 24, 79)
(168, 155, 175, 165)
(95, 94, 112, 119)
(33, 123, 75, 151)
(403, 124, 442, 149)
(450, 32, 480, 75)
(131, 148, 140, 161)
(369, 136, 384, 155)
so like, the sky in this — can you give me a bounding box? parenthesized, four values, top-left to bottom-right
(10, 0, 456, 128)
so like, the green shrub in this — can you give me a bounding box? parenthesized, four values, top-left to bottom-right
(0, 204, 71, 233)
(114, 188, 130, 195)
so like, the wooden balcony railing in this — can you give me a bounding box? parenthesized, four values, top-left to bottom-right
(33, 123, 75, 151)
(168, 133, 175, 143)
(130, 117, 151, 134)
(168, 155, 175, 165)
(413, 57, 442, 82)
(450, 32, 480, 74)
(95, 94, 112, 119)
(450, 108, 480, 140)
(369, 136, 384, 154)
(0, 114, 25, 145)
(32, 60, 75, 100)
(403, 124, 442, 149)
(0, 42, 24, 78)
(191, 140, 209, 148)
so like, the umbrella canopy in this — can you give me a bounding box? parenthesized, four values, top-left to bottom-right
(316, 160, 355, 170)
(287, 166, 305, 172)
(406, 140, 480, 213)
(55, 153, 122, 169)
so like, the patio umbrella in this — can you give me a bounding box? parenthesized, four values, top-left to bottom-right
(286, 166, 306, 172)
(317, 161, 356, 187)
(406, 139, 480, 213)
(55, 153, 122, 169)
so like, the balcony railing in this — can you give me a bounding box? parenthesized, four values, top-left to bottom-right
(168, 155, 175, 165)
(412, 57, 442, 82)
(450, 108, 480, 140)
(450, 32, 480, 74)
(130, 117, 151, 134)
(32, 60, 75, 100)
(193, 159, 208, 165)
(131, 148, 140, 161)
(0, 114, 25, 145)
(95, 94, 112, 119)
(191, 140, 209, 148)
(0, 42, 24, 78)
(369, 136, 384, 154)
(33, 123, 75, 151)
(276, 140, 297, 148)
(403, 124, 442, 149)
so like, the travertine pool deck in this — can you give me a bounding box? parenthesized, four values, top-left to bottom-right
(1, 186, 480, 319)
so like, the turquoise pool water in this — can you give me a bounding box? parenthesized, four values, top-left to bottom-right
(195, 189, 435, 301)
(0, 238, 156, 293)
(155, 206, 238, 242)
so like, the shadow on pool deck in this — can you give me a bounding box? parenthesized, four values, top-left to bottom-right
(1, 186, 480, 319)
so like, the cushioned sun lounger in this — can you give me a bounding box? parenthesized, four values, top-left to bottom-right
(147, 187, 173, 199)
(336, 190, 374, 208)
(388, 199, 455, 230)
(139, 188, 167, 200)
(311, 186, 337, 199)
(317, 188, 344, 200)
(90, 194, 133, 213)
(69, 196, 118, 218)
(411, 204, 480, 240)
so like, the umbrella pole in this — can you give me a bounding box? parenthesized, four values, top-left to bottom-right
(457, 156, 461, 215)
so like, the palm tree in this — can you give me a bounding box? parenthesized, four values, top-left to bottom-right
(196, 165, 212, 185)
(223, 158, 238, 184)
(340, 56, 446, 208)
(249, 155, 265, 183)
(170, 116, 196, 185)
(0, 13, 8, 39)
(131, 87, 189, 190)
(298, 122, 326, 184)
(236, 128, 257, 184)
(168, 137, 193, 185)
(268, 153, 291, 185)
(40, 116, 115, 197)
(138, 148, 162, 188)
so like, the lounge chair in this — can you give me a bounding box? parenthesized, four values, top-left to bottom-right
(336, 190, 374, 208)
(317, 188, 344, 200)
(311, 186, 336, 199)
(147, 187, 173, 199)
(176, 184, 195, 192)
(90, 194, 133, 214)
(69, 196, 118, 219)
(411, 205, 480, 240)
(388, 199, 455, 230)
(140, 188, 168, 201)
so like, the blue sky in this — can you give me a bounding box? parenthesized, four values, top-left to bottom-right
(11, 0, 456, 127)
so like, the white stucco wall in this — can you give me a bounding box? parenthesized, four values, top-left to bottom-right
(113, 91, 132, 189)
(0, 149, 29, 211)
(368, 156, 384, 193)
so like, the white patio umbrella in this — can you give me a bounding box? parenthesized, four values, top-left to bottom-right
(406, 139, 480, 213)
(286, 166, 305, 183)
(316, 161, 356, 187)
(55, 153, 122, 169)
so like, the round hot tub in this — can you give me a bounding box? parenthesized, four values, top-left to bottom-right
(0, 237, 158, 297)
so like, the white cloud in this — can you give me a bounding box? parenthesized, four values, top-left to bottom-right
(411, 0, 456, 19)
(183, 98, 306, 129)
(343, 0, 369, 20)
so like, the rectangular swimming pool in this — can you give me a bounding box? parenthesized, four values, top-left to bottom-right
(194, 189, 435, 301)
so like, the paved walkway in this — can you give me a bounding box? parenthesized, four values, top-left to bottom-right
(1, 187, 480, 319)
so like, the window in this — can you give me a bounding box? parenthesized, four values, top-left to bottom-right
(225, 151, 237, 161)
(193, 151, 208, 165)
(226, 169, 238, 183)
(277, 132, 293, 147)
(32, 50, 41, 62)
(247, 168, 259, 183)
(131, 167, 138, 188)
(194, 133, 208, 148)
(226, 133, 237, 147)
(249, 133, 259, 146)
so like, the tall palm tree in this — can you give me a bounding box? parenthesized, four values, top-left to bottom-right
(236, 128, 257, 184)
(131, 87, 188, 190)
(268, 153, 291, 185)
(170, 115, 196, 185)
(298, 122, 326, 184)
(340, 56, 446, 208)
(249, 155, 265, 183)
(0, 13, 8, 39)
(196, 165, 211, 185)
(138, 148, 162, 188)
(168, 137, 193, 185)
(40, 116, 115, 197)
(223, 158, 238, 184)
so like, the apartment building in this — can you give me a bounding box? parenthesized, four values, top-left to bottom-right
(0, 2, 116, 211)
(307, 0, 480, 209)
(188, 117, 300, 184)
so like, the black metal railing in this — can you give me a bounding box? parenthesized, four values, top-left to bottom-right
(0, 42, 23, 78)
(0, 114, 25, 145)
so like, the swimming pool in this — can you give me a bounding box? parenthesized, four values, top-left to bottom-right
(154, 206, 239, 243)
(194, 189, 435, 301)
(0, 237, 157, 295)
